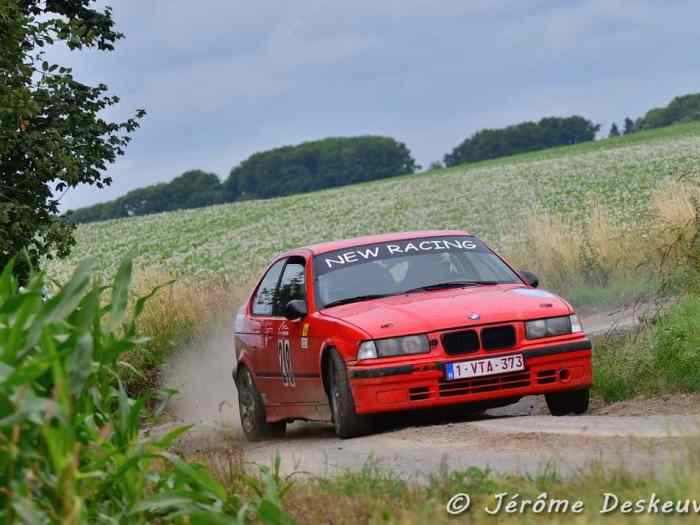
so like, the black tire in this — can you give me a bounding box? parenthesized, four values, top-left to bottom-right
(545, 388, 590, 416)
(236, 367, 286, 441)
(327, 350, 372, 439)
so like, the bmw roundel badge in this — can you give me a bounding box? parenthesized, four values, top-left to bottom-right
(468, 312, 480, 321)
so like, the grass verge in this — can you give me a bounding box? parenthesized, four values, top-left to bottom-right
(594, 294, 700, 402)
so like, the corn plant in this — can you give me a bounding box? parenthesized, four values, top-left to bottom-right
(0, 259, 294, 524)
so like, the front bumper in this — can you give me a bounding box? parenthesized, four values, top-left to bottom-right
(348, 339, 593, 415)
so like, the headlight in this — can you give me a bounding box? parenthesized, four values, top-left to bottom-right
(356, 335, 430, 360)
(525, 315, 583, 339)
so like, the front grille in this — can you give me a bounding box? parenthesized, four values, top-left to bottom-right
(438, 370, 530, 397)
(481, 325, 516, 350)
(442, 329, 480, 355)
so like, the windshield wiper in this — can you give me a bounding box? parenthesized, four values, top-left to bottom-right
(402, 281, 501, 294)
(323, 294, 394, 309)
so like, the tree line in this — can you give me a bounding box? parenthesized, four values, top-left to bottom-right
(65, 136, 418, 224)
(608, 93, 700, 137)
(443, 116, 600, 167)
(64, 170, 224, 223)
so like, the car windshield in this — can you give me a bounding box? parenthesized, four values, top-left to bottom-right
(314, 235, 521, 308)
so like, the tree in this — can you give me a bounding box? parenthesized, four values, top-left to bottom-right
(444, 116, 600, 167)
(65, 170, 224, 223)
(225, 136, 417, 200)
(0, 0, 144, 280)
(623, 117, 635, 135)
(609, 122, 620, 137)
(635, 93, 700, 132)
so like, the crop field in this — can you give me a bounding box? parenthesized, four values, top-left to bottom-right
(48, 122, 700, 287)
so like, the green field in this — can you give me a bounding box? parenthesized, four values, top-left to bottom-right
(48, 122, 700, 287)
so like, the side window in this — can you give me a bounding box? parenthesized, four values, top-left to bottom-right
(252, 259, 286, 316)
(273, 261, 306, 316)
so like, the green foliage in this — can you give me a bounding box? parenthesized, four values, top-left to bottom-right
(224, 135, 417, 200)
(0, 0, 144, 281)
(0, 259, 293, 524)
(444, 115, 600, 167)
(66, 136, 416, 224)
(594, 295, 700, 402)
(635, 92, 700, 132)
(609, 122, 620, 137)
(65, 170, 224, 224)
(650, 295, 700, 391)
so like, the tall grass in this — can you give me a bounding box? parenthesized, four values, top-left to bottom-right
(0, 259, 291, 524)
(502, 180, 700, 306)
(592, 184, 700, 402)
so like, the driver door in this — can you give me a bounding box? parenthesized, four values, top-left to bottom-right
(271, 258, 308, 404)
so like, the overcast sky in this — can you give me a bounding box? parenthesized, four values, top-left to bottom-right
(55, 0, 700, 210)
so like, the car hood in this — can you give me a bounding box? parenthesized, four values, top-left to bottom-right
(320, 285, 572, 339)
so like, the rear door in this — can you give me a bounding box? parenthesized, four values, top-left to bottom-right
(271, 257, 321, 404)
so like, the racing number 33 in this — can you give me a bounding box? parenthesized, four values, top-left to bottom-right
(278, 338, 295, 386)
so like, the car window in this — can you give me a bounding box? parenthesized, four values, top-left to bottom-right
(273, 261, 306, 316)
(252, 259, 286, 316)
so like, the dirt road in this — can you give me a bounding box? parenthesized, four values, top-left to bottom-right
(160, 302, 699, 478)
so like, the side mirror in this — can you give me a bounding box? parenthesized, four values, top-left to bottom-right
(520, 270, 539, 288)
(284, 299, 308, 320)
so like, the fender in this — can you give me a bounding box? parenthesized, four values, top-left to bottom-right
(232, 351, 254, 385)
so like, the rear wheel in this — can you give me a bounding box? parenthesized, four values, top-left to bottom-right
(545, 388, 590, 416)
(236, 367, 286, 441)
(327, 350, 372, 439)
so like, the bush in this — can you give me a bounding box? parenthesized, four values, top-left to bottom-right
(593, 295, 700, 402)
(651, 295, 700, 391)
(0, 259, 291, 523)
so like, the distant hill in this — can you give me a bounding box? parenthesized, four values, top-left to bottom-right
(48, 122, 700, 290)
(65, 136, 416, 224)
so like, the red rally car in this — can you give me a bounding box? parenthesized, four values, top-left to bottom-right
(233, 230, 592, 440)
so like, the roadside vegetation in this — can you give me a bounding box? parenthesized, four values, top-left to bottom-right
(0, 259, 293, 524)
(593, 183, 700, 402)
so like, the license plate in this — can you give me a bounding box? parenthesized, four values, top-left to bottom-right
(445, 354, 525, 380)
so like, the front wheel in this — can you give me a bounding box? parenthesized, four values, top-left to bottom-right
(236, 367, 286, 441)
(328, 350, 373, 439)
(545, 388, 590, 416)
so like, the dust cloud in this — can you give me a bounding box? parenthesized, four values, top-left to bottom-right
(162, 321, 242, 435)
